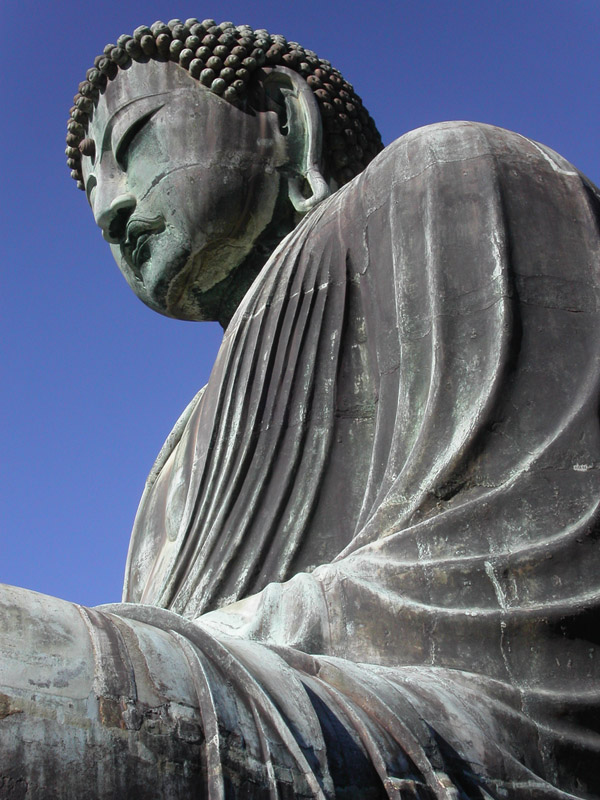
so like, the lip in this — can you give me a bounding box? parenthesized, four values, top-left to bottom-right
(131, 232, 151, 270)
(122, 215, 165, 277)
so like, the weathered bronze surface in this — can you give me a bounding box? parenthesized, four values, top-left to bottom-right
(2, 18, 599, 799)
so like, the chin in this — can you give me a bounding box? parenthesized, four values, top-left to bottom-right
(119, 237, 198, 319)
(139, 260, 214, 322)
(118, 238, 245, 323)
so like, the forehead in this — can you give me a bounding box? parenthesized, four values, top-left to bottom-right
(88, 59, 205, 141)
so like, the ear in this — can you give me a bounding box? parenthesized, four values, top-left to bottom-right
(262, 66, 331, 214)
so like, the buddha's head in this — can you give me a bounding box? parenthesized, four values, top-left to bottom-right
(67, 19, 382, 326)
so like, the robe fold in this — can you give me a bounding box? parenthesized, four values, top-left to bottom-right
(107, 121, 599, 797)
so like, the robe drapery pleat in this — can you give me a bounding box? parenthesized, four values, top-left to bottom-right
(119, 122, 600, 797)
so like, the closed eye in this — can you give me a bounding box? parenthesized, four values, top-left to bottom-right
(114, 107, 162, 168)
(85, 174, 97, 206)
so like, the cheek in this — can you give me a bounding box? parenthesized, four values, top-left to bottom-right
(205, 174, 250, 232)
(139, 160, 278, 267)
(166, 169, 254, 241)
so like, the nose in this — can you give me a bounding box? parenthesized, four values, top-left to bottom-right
(96, 193, 137, 244)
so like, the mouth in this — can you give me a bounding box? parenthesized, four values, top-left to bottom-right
(131, 232, 151, 271)
(123, 215, 165, 277)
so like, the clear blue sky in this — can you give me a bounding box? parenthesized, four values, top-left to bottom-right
(2, 0, 599, 607)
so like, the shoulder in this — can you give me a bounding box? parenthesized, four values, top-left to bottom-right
(364, 121, 578, 181)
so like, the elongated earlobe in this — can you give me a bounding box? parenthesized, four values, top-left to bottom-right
(288, 166, 331, 213)
(262, 66, 331, 214)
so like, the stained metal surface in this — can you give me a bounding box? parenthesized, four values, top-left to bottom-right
(2, 122, 600, 797)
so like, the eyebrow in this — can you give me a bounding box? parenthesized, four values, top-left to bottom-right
(97, 91, 171, 155)
(82, 93, 168, 201)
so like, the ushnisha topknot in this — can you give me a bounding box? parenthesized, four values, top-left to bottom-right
(66, 18, 383, 191)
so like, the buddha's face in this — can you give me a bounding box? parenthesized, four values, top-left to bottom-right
(81, 60, 287, 320)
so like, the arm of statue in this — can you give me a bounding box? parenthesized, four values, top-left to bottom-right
(0, 584, 411, 798)
(0, 584, 208, 798)
(0, 580, 385, 798)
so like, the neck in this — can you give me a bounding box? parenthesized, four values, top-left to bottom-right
(203, 189, 299, 329)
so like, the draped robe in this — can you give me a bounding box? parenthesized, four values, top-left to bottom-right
(94, 121, 600, 797)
